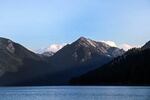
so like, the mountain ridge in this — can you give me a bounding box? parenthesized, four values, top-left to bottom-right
(70, 44, 150, 85)
(0, 37, 125, 86)
(142, 41, 150, 49)
(48, 37, 125, 84)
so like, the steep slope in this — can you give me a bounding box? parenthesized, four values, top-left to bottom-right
(0, 37, 52, 86)
(71, 46, 150, 85)
(49, 37, 125, 84)
(142, 41, 150, 49)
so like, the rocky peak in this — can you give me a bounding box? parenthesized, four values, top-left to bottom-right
(75, 37, 90, 44)
(71, 37, 125, 57)
(78, 37, 87, 41)
(0, 37, 15, 53)
(73, 37, 97, 48)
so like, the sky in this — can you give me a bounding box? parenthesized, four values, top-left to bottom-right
(0, 0, 150, 51)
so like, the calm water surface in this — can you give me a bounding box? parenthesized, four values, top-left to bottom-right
(0, 86, 149, 100)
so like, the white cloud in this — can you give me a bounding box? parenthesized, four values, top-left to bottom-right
(101, 40, 138, 51)
(36, 44, 66, 54)
(119, 44, 136, 51)
(101, 41, 117, 47)
(46, 44, 65, 52)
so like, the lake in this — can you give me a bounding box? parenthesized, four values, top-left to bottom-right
(0, 86, 149, 100)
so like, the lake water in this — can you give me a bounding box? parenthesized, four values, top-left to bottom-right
(0, 86, 149, 100)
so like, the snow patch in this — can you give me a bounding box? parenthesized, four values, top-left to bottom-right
(101, 41, 117, 47)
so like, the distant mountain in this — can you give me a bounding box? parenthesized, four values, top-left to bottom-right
(49, 37, 125, 84)
(71, 42, 150, 85)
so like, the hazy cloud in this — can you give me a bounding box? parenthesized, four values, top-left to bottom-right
(36, 44, 66, 54)
(46, 44, 65, 52)
(119, 44, 137, 51)
(101, 40, 138, 51)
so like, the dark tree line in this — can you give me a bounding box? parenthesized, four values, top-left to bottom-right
(71, 48, 150, 85)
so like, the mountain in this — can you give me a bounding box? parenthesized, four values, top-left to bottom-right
(0, 37, 52, 86)
(71, 43, 150, 85)
(0, 37, 125, 86)
(49, 37, 125, 84)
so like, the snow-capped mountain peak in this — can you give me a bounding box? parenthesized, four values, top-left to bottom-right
(36, 44, 65, 57)
(36, 37, 127, 57)
(75, 37, 103, 48)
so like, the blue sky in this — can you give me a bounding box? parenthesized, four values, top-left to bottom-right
(0, 0, 150, 50)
